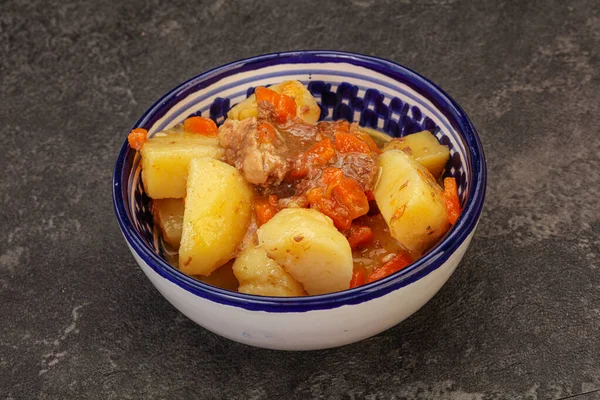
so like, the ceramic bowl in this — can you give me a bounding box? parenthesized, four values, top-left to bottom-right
(113, 51, 486, 350)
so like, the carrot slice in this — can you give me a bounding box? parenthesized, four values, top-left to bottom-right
(307, 168, 369, 230)
(367, 253, 413, 283)
(321, 166, 344, 186)
(255, 195, 279, 226)
(306, 182, 352, 230)
(255, 86, 297, 123)
(127, 128, 148, 150)
(442, 177, 461, 225)
(346, 225, 374, 249)
(334, 132, 371, 154)
(349, 270, 366, 288)
(255, 87, 277, 103)
(306, 187, 324, 205)
(273, 93, 297, 123)
(267, 195, 279, 207)
(183, 116, 218, 137)
(306, 139, 336, 165)
(287, 139, 336, 181)
(287, 165, 309, 181)
(332, 177, 370, 219)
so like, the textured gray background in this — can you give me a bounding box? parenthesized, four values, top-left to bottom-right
(1, 0, 599, 399)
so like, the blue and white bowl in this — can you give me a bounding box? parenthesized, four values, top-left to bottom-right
(113, 51, 487, 350)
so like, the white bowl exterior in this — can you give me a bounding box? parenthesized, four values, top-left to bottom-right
(117, 54, 485, 350)
(129, 228, 474, 350)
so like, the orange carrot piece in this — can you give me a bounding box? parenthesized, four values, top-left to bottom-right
(255, 87, 277, 103)
(307, 168, 369, 230)
(127, 128, 148, 150)
(334, 132, 372, 154)
(306, 187, 324, 205)
(321, 166, 344, 185)
(308, 139, 336, 164)
(267, 195, 278, 206)
(287, 139, 335, 181)
(287, 165, 309, 181)
(255, 87, 297, 123)
(255, 196, 279, 226)
(442, 177, 461, 225)
(349, 270, 366, 288)
(346, 225, 374, 249)
(367, 253, 413, 283)
(273, 93, 297, 123)
(332, 177, 370, 219)
(307, 185, 352, 230)
(183, 116, 218, 137)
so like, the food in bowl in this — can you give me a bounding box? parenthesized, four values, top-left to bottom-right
(127, 80, 462, 297)
(114, 51, 486, 350)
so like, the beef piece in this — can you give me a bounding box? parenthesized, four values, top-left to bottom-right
(258, 100, 276, 121)
(260, 100, 318, 146)
(218, 117, 289, 186)
(334, 152, 379, 191)
(293, 152, 378, 198)
(316, 120, 351, 141)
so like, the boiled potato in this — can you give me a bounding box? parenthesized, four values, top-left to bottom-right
(228, 80, 320, 124)
(151, 198, 184, 248)
(233, 245, 306, 297)
(257, 208, 353, 295)
(226, 97, 258, 120)
(383, 131, 450, 179)
(273, 80, 321, 124)
(178, 158, 253, 276)
(374, 150, 450, 255)
(141, 130, 224, 199)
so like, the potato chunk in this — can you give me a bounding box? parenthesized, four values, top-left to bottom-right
(227, 97, 259, 121)
(374, 150, 450, 255)
(141, 130, 224, 199)
(151, 198, 184, 248)
(257, 208, 353, 295)
(178, 158, 253, 276)
(233, 246, 306, 297)
(383, 131, 450, 179)
(228, 80, 320, 124)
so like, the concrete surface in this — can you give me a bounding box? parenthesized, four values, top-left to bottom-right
(1, 0, 599, 398)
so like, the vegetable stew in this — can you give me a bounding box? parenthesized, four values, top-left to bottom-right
(128, 81, 461, 296)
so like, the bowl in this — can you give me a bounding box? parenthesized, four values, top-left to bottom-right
(113, 51, 486, 350)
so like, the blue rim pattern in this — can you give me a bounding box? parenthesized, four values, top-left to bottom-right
(112, 51, 487, 312)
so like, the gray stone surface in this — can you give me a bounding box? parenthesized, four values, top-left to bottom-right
(1, 0, 599, 398)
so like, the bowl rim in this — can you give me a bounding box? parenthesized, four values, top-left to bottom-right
(112, 50, 487, 312)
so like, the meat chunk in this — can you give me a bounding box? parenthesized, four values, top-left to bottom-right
(258, 100, 276, 121)
(316, 120, 350, 141)
(334, 152, 379, 191)
(260, 100, 318, 145)
(218, 117, 289, 186)
(315, 121, 380, 190)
